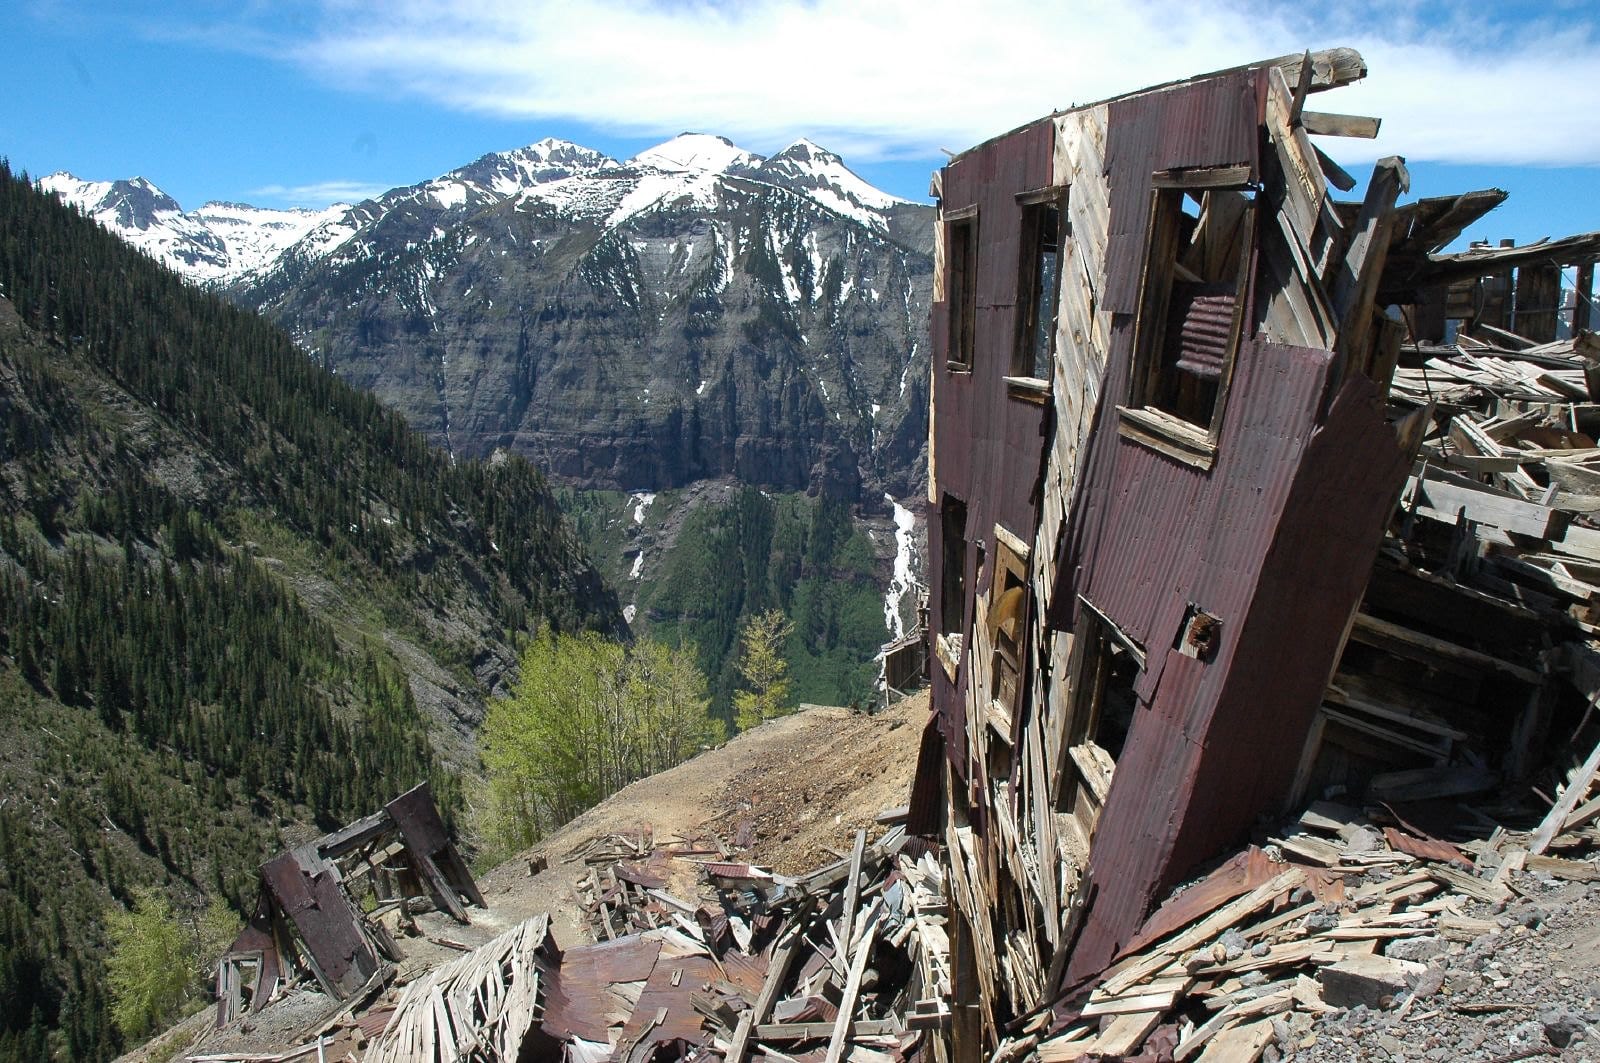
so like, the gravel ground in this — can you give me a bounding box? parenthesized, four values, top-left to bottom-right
(1294, 875, 1600, 1063)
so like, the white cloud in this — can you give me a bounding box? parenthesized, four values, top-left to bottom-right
(248, 179, 391, 206)
(219, 0, 1600, 166)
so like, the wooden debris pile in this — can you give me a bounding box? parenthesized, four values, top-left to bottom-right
(569, 828, 731, 942)
(1288, 315, 1600, 808)
(365, 915, 554, 1063)
(546, 822, 949, 1061)
(1009, 782, 1600, 1062)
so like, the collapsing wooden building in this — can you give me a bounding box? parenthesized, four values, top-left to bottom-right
(908, 47, 1600, 1054)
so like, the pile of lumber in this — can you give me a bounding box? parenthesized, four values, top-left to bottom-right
(1010, 783, 1600, 1062)
(1286, 326, 1600, 804)
(364, 915, 554, 1063)
(552, 822, 948, 1061)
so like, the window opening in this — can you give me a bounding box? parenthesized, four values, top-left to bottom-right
(987, 527, 1031, 728)
(1057, 601, 1143, 845)
(937, 495, 969, 672)
(1129, 181, 1257, 439)
(1015, 200, 1062, 380)
(947, 215, 978, 371)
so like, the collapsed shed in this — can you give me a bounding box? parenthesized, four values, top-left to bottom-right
(215, 782, 485, 1025)
(910, 44, 1600, 1058)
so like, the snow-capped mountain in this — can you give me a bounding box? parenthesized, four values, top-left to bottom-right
(270, 132, 918, 279)
(38, 172, 345, 283)
(229, 130, 933, 501)
(48, 133, 933, 502)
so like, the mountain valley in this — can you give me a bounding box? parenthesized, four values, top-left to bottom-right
(44, 133, 936, 711)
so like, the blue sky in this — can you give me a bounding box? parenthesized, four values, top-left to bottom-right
(5, 0, 1597, 249)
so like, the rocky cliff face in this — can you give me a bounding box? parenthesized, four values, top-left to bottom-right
(233, 134, 935, 502)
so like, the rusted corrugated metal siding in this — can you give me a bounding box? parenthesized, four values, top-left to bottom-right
(1060, 337, 1332, 982)
(541, 936, 662, 1042)
(1074, 340, 1330, 647)
(1169, 375, 1410, 872)
(260, 850, 381, 998)
(928, 117, 1054, 777)
(619, 954, 723, 1050)
(1101, 70, 1263, 314)
(1062, 356, 1408, 982)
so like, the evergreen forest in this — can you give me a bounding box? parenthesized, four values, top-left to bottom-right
(0, 162, 621, 1060)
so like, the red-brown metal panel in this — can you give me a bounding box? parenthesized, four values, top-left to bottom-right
(259, 850, 380, 998)
(541, 935, 663, 1042)
(387, 782, 486, 913)
(1063, 369, 1410, 983)
(618, 954, 724, 1051)
(929, 117, 1055, 782)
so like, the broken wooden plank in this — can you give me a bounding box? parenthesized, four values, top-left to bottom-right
(1530, 737, 1600, 855)
(1195, 1018, 1276, 1063)
(823, 915, 879, 1063)
(1101, 869, 1305, 996)
(1302, 111, 1380, 139)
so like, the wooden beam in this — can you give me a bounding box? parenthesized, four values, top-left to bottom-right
(1312, 145, 1357, 192)
(1330, 156, 1409, 375)
(1530, 737, 1600, 855)
(1100, 870, 1304, 996)
(1574, 263, 1594, 335)
(1349, 611, 1543, 684)
(1302, 112, 1381, 139)
(1268, 48, 1368, 93)
(823, 916, 880, 1063)
(755, 1020, 899, 1041)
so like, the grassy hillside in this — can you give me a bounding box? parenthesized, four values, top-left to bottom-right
(0, 161, 622, 1060)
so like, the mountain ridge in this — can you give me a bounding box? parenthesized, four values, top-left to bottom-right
(39, 132, 919, 287)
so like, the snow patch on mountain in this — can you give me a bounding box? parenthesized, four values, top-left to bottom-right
(192, 201, 346, 276)
(630, 133, 759, 175)
(53, 133, 921, 294)
(40, 172, 347, 283)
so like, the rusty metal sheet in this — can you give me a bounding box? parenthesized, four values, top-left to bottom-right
(615, 861, 668, 889)
(695, 905, 732, 954)
(353, 1007, 394, 1040)
(259, 850, 380, 998)
(386, 783, 486, 914)
(541, 935, 661, 1043)
(617, 954, 722, 1052)
(1064, 369, 1411, 984)
(720, 949, 769, 999)
(1384, 827, 1471, 868)
(930, 117, 1055, 789)
(704, 862, 773, 881)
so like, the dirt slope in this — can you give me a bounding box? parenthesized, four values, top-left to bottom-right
(472, 692, 927, 949)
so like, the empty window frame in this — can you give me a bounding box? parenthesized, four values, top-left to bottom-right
(1126, 172, 1257, 452)
(937, 495, 970, 671)
(1057, 600, 1144, 845)
(1014, 195, 1063, 380)
(987, 525, 1031, 727)
(946, 210, 978, 371)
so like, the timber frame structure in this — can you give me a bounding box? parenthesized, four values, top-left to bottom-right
(909, 46, 1600, 1055)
